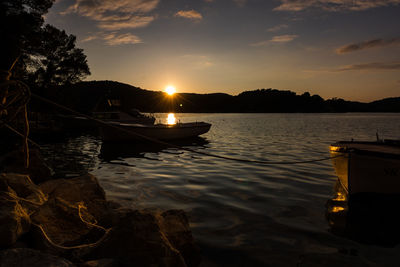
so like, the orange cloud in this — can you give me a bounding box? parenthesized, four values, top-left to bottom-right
(81, 32, 143, 46)
(63, 0, 159, 30)
(251, 34, 298, 46)
(175, 10, 203, 20)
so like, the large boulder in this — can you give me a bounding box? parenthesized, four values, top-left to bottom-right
(0, 188, 31, 249)
(81, 209, 187, 267)
(0, 173, 44, 248)
(39, 173, 107, 219)
(159, 210, 201, 267)
(29, 174, 108, 250)
(0, 248, 75, 267)
(0, 173, 47, 205)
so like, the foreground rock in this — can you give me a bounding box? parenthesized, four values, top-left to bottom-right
(0, 172, 201, 266)
(0, 174, 43, 248)
(0, 248, 75, 267)
(81, 209, 187, 267)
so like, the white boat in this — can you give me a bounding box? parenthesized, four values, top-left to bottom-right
(330, 140, 400, 195)
(57, 109, 155, 130)
(92, 109, 155, 125)
(100, 121, 211, 142)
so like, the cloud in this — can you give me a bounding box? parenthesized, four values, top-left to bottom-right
(175, 10, 203, 20)
(98, 16, 155, 30)
(337, 62, 400, 71)
(103, 33, 142, 45)
(267, 24, 289, 32)
(81, 32, 142, 45)
(80, 35, 98, 42)
(274, 0, 400, 12)
(336, 37, 400, 54)
(251, 34, 298, 46)
(63, 0, 159, 30)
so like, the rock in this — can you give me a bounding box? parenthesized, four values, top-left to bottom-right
(39, 173, 107, 219)
(29, 174, 108, 250)
(82, 258, 119, 267)
(0, 173, 47, 206)
(0, 175, 32, 248)
(81, 209, 187, 267)
(0, 248, 75, 267)
(159, 210, 201, 267)
(0, 149, 52, 184)
(0, 172, 201, 267)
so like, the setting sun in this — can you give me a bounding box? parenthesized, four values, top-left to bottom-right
(165, 85, 176, 96)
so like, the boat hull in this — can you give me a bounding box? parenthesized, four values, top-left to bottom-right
(100, 122, 211, 142)
(330, 141, 400, 195)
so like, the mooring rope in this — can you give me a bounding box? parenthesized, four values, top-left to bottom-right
(32, 93, 342, 165)
(1, 121, 40, 148)
(0, 69, 31, 168)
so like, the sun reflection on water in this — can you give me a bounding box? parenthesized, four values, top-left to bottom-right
(167, 113, 176, 125)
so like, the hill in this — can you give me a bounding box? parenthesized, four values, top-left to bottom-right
(31, 81, 400, 113)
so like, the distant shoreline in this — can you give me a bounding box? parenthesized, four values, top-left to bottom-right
(32, 80, 400, 114)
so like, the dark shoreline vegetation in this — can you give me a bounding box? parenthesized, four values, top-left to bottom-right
(33, 80, 400, 114)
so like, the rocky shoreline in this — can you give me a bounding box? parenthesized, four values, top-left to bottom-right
(0, 150, 201, 266)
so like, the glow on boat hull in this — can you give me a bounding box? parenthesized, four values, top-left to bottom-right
(100, 122, 211, 142)
(330, 141, 400, 195)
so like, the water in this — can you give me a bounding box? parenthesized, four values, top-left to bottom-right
(39, 113, 400, 266)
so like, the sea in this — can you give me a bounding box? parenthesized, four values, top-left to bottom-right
(38, 113, 400, 266)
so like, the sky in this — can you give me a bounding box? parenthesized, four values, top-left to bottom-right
(45, 0, 400, 102)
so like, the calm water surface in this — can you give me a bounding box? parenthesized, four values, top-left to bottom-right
(41, 113, 400, 266)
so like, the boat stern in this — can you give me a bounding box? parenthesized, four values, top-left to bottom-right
(330, 144, 350, 193)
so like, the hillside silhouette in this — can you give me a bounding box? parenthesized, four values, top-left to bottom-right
(32, 80, 400, 114)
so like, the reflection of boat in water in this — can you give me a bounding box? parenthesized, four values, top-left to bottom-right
(99, 121, 212, 142)
(99, 137, 209, 161)
(326, 180, 400, 247)
(330, 140, 400, 195)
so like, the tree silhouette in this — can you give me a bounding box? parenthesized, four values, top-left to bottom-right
(28, 25, 90, 88)
(0, 0, 90, 88)
(0, 0, 54, 70)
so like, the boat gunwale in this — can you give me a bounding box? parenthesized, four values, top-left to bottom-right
(330, 142, 400, 160)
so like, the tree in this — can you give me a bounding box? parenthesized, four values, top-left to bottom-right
(0, 0, 54, 70)
(28, 25, 91, 88)
(0, 0, 90, 88)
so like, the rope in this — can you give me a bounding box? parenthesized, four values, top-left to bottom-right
(23, 104, 30, 168)
(32, 201, 111, 250)
(32, 223, 111, 250)
(0, 72, 31, 168)
(1, 121, 41, 148)
(32, 93, 342, 165)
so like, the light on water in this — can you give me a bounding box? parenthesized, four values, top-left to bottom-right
(166, 113, 176, 125)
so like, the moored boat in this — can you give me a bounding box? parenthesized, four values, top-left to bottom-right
(57, 109, 155, 130)
(100, 121, 211, 142)
(330, 140, 400, 195)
